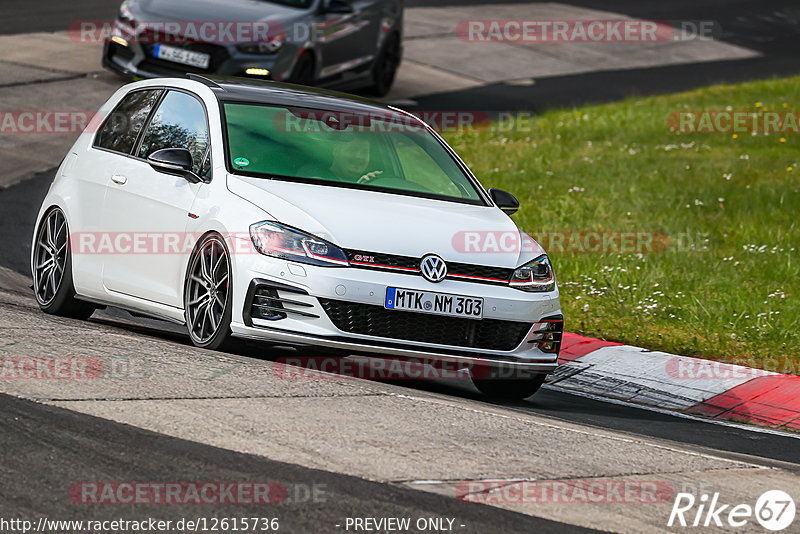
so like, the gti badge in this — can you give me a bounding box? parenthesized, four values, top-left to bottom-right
(420, 254, 447, 283)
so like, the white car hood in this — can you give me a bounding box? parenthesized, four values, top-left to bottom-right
(228, 175, 544, 269)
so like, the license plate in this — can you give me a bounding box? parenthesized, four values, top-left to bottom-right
(385, 287, 483, 319)
(154, 44, 210, 69)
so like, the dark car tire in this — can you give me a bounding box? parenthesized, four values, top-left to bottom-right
(289, 52, 315, 86)
(32, 207, 96, 320)
(367, 33, 400, 97)
(472, 371, 547, 400)
(184, 233, 235, 351)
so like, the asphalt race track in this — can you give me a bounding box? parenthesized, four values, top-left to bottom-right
(2, 1, 800, 532)
(1, 393, 593, 533)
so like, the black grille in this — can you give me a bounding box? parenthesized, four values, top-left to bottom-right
(344, 249, 513, 285)
(447, 261, 514, 282)
(318, 299, 531, 351)
(250, 288, 286, 321)
(107, 41, 135, 63)
(244, 279, 319, 325)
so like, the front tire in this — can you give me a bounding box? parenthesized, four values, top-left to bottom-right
(367, 33, 400, 97)
(472, 369, 547, 400)
(32, 207, 95, 319)
(185, 233, 234, 351)
(289, 52, 315, 87)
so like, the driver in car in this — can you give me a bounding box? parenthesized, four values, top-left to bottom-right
(331, 135, 383, 184)
(300, 134, 384, 184)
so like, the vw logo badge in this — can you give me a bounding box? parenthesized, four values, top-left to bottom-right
(420, 254, 447, 283)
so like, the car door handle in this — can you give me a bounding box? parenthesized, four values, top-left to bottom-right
(111, 174, 127, 185)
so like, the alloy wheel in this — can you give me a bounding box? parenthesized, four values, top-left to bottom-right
(33, 209, 68, 306)
(186, 236, 230, 344)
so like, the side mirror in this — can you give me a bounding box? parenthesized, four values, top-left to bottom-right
(488, 188, 520, 216)
(147, 148, 202, 183)
(322, 0, 354, 14)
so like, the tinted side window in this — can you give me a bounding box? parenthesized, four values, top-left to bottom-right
(95, 89, 164, 154)
(138, 91, 209, 174)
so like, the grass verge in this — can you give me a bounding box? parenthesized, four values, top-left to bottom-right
(443, 75, 800, 372)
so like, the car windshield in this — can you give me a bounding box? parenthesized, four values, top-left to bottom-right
(222, 103, 484, 203)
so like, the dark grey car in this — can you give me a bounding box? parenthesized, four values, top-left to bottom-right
(103, 0, 403, 96)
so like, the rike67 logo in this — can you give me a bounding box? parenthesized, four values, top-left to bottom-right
(669, 490, 796, 531)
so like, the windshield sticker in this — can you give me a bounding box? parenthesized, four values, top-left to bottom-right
(233, 157, 250, 168)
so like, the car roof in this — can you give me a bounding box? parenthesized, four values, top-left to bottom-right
(189, 74, 412, 117)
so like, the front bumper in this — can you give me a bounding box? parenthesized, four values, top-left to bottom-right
(102, 40, 296, 81)
(230, 253, 562, 374)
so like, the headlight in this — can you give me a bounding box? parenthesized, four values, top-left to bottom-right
(118, 1, 135, 22)
(509, 255, 555, 292)
(250, 221, 349, 267)
(237, 33, 286, 54)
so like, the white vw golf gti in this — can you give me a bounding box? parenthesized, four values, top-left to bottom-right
(32, 76, 562, 399)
